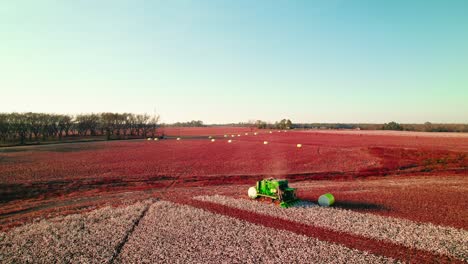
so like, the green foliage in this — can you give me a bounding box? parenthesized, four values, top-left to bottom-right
(275, 119, 293, 129)
(382, 121, 403, 131)
(255, 120, 267, 129)
(254, 119, 293, 129)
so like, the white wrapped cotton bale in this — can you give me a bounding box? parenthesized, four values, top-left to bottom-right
(297, 144, 302, 148)
(254, 132, 258, 135)
(154, 138, 159, 141)
(176, 137, 181, 141)
(147, 138, 152, 140)
(263, 141, 268, 145)
(211, 139, 215, 142)
(318, 193, 335, 207)
(245, 133, 248, 135)
(248, 187, 258, 199)
(228, 139, 232, 143)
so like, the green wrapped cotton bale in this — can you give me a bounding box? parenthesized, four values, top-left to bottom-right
(318, 193, 335, 207)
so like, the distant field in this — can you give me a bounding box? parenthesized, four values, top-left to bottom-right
(302, 129, 468, 138)
(0, 128, 466, 262)
(160, 126, 254, 136)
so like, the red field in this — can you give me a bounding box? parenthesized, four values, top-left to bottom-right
(0, 128, 467, 263)
(160, 126, 254, 137)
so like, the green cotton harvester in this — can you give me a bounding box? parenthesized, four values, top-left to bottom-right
(248, 178, 298, 208)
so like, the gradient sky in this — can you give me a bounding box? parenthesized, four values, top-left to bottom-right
(1, 1, 467, 123)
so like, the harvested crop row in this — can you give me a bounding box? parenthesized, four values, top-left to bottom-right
(0, 200, 151, 263)
(116, 201, 395, 263)
(0, 140, 378, 184)
(194, 195, 468, 261)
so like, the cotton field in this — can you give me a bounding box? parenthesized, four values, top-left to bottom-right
(116, 201, 396, 263)
(0, 201, 151, 263)
(0, 128, 466, 263)
(194, 195, 468, 261)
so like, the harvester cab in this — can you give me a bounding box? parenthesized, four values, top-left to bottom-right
(248, 178, 298, 208)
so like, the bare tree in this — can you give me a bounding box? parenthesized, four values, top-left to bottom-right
(0, 114, 9, 142)
(148, 114, 160, 138)
(100, 112, 116, 140)
(135, 114, 150, 138)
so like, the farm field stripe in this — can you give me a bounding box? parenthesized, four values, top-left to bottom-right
(116, 201, 396, 263)
(107, 199, 154, 264)
(0, 201, 151, 263)
(174, 198, 463, 264)
(195, 195, 468, 261)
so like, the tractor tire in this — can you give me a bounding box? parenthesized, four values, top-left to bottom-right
(248, 186, 258, 199)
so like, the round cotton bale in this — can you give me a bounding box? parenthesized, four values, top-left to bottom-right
(318, 193, 335, 207)
(263, 141, 268, 145)
(248, 186, 258, 199)
(228, 139, 232, 143)
(254, 132, 258, 135)
(176, 137, 181, 141)
(245, 133, 248, 135)
(154, 138, 159, 141)
(147, 138, 152, 140)
(297, 144, 302, 148)
(237, 134, 241, 137)
(211, 139, 215, 142)
(208, 136, 212, 139)
(269, 131, 272, 134)
(224, 134, 228, 137)
(231, 135, 235, 137)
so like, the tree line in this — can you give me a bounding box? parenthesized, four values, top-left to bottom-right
(380, 121, 468, 132)
(166, 120, 204, 127)
(293, 122, 468, 132)
(0, 112, 160, 145)
(253, 119, 293, 129)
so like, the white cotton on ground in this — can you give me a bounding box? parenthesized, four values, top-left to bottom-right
(194, 195, 468, 261)
(115, 201, 396, 264)
(0, 201, 151, 263)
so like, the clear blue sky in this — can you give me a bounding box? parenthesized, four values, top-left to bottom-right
(1, 0, 467, 123)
